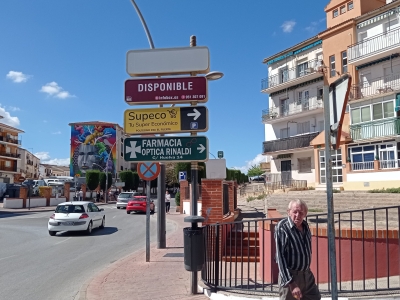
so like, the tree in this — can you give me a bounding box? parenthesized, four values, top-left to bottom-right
(86, 170, 100, 191)
(119, 171, 135, 191)
(99, 172, 112, 191)
(247, 164, 264, 177)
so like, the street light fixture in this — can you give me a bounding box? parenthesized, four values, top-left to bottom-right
(205, 71, 224, 81)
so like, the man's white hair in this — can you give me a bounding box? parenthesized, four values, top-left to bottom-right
(287, 199, 308, 214)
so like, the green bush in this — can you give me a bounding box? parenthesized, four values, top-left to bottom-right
(175, 192, 180, 206)
(369, 187, 400, 193)
(246, 196, 256, 202)
(256, 193, 265, 200)
(308, 186, 315, 190)
(99, 172, 112, 191)
(86, 170, 100, 191)
(332, 189, 340, 193)
(119, 171, 135, 191)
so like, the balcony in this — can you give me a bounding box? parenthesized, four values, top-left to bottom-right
(348, 27, 400, 66)
(0, 163, 17, 173)
(350, 160, 400, 171)
(349, 117, 400, 141)
(262, 132, 319, 154)
(0, 136, 21, 145)
(261, 59, 323, 94)
(349, 72, 400, 101)
(0, 151, 21, 159)
(262, 97, 323, 124)
(27, 159, 34, 165)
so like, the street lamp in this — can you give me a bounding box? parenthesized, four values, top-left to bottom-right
(205, 71, 224, 81)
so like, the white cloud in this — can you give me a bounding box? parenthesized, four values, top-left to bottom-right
(35, 152, 51, 160)
(52, 131, 61, 135)
(232, 154, 267, 174)
(281, 20, 296, 33)
(35, 151, 69, 166)
(6, 71, 31, 83)
(42, 158, 70, 166)
(305, 19, 325, 33)
(43, 120, 48, 123)
(40, 82, 74, 99)
(8, 106, 20, 112)
(0, 105, 20, 127)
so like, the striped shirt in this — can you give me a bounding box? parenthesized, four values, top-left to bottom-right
(274, 216, 312, 287)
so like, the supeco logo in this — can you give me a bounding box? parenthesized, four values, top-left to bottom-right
(128, 109, 178, 121)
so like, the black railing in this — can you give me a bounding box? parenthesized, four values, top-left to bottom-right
(202, 205, 400, 297)
(263, 132, 319, 153)
(0, 151, 21, 158)
(348, 27, 400, 62)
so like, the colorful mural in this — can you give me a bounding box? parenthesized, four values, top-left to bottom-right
(70, 124, 117, 177)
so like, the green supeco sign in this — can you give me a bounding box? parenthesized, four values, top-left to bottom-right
(124, 136, 208, 162)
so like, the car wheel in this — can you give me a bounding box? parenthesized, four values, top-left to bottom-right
(117, 207, 120, 209)
(48, 231, 57, 236)
(86, 221, 93, 235)
(99, 217, 105, 229)
(126, 211, 130, 214)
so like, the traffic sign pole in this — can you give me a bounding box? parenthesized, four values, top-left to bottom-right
(146, 180, 151, 262)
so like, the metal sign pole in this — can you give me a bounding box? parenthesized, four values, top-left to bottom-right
(323, 85, 338, 299)
(157, 164, 166, 249)
(146, 180, 151, 262)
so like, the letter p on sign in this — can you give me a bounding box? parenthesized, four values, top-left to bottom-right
(179, 171, 187, 181)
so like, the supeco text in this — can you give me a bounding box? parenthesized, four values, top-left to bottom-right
(128, 111, 167, 121)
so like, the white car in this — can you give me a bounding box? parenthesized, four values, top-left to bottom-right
(116, 192, 143, 209)
(48, 202, 105, 236)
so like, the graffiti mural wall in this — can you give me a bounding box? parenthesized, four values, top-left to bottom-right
(70, 124, 117, 177)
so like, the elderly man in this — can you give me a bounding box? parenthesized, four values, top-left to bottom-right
(274, 199, 320, 300)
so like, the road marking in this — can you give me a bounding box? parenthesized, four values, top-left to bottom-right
(0, 255, 17, 261)
(54, 237, 71, 245)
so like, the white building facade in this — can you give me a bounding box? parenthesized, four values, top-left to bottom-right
(18, 148, 40, 180)
(261, 37, 324, 187)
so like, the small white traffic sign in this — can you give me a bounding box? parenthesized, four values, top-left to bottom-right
(126, 47, 210, 77)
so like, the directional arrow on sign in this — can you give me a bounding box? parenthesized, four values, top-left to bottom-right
(126, 141, 141, 158)
(197, 144, 206, 153)
(187, 108, 201, 121)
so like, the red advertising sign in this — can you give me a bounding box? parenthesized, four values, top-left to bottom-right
(125, 76, 208, 105)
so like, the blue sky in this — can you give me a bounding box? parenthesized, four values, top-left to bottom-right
(0, 0, 327, 173)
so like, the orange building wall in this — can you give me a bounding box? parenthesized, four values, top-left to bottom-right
(325, 0, 385, 28)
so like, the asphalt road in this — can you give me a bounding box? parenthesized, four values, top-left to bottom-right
(0, 202, 176, 300)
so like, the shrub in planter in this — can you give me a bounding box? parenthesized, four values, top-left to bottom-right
(175, 191, 180, 206)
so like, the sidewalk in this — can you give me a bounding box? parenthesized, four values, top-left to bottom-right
(77, 211, 208, 300)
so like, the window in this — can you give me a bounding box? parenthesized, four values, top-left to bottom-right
(5, 161, 11, 167)
(280, 67, 289, 83)
(340, 5, 346, 14)
(318, 120, 325, 132)
(342, 51, 347, 73)
(298, 92, 303, 105)
(317, 88, 323, 100)
(297, 121, 310, 135)
(280, 128, 289, 139)
(379, 144, 396, 168)
(353, 101, 394, 124)
(348, 1, 353, 10)
(320, 149, 342, 183)
(297, 90, 309, 106)
(333, 9, 338, 18)
(330, 55, 336, 77)
(298, 158, 312, 173)
(297, 61, 309, 77)
(349, 145, 375, 170)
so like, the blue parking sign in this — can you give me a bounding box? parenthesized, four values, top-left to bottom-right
(179, 171, 187, 181)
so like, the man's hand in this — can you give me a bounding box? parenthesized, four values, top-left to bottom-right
(288, 282, 302, 299)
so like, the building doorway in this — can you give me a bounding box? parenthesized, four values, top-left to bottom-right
(281, 160, 292, 185)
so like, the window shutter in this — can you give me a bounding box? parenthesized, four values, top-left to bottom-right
(396, 94, 400, 112)
(298, 158, 311, 173)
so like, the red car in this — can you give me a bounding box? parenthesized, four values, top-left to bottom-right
(126, 196, 155, 214)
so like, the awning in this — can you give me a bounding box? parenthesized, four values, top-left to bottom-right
(356, 53, 399, 70)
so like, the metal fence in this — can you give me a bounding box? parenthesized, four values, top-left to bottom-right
(202, 205, 400, 297)
(265, 179, 307, 191)
(223, 184, 229, 215)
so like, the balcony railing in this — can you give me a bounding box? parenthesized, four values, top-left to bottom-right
(350, 161, 374, 171)
(0, 136, 21, 145)
(350, 160, 400, 171)
(349, 72, 400, 101)
(262, 98, 323, 122)
(261, 58, 322, 90)
(350, 117, 400, 141)
(263, 132, 319, 153)
(348, 27, 400, 63)
(380, 159, 400, 169)
(0, 151, 21, 158)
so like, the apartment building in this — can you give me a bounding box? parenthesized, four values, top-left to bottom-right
(261, 36, 325, 186)
(39, 164, 69, 177)
(18, 148, 40, 180)
(0, 122, 23, 184)
(261, 0, 390, 188)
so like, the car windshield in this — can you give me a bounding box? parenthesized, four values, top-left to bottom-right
(133, 196, 146, 201)
(119, 193, 133, 198)
(55, 204, 85, 213)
